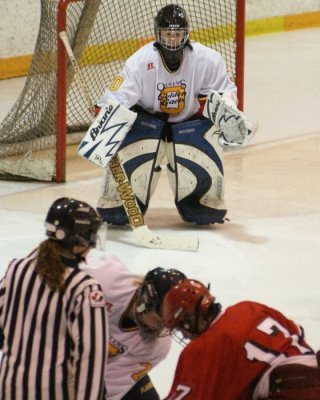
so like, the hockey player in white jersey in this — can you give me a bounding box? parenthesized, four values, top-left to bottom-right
(96, 4, 252, 225)
(81, 254, 186, 400)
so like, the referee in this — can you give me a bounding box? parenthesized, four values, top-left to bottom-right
(0, 197, 108, 399)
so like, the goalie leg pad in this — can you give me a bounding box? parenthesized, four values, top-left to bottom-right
(167, 118, 227, 224)
(97, 112, 166, 225)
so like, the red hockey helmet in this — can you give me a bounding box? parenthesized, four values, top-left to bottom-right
(162, 279, 221, 336)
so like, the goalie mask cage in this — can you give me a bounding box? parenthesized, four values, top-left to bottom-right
(0, 0, 245, 182)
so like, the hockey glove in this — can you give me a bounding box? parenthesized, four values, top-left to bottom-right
(203, 90, 253, 147)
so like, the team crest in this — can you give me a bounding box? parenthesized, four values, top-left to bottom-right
(158, 85, 186, 115)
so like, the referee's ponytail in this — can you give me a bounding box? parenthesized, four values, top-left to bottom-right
(35, 197, 103, 290)
(35, 239, 67, 290)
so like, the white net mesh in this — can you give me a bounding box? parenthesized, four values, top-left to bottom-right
(0, 0, 241, 181)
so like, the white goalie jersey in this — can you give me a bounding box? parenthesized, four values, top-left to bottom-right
(81, 252, 171, 400)
(98, 41, 237, 123)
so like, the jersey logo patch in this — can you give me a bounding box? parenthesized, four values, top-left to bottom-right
(158, 85, 186, 115)
(89, 290, 105, 307)
(147, 62, 155, 70)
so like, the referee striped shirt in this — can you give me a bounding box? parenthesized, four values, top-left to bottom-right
(0, 248, 108, 399)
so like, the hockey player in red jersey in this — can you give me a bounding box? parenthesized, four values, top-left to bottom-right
(161, 279, 320, 400)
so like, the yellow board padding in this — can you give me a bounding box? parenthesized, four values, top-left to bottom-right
(246, 11, 320, 37)
(190, 24, 235, 45)
(0, 55, 32, 80)
(245, 16, 285, 37)
(81, 38, 142, 66)
(1, 11, 319, 80)
(284, 11, 320, 30)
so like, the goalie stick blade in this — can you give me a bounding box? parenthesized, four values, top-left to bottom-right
(132, 225, 199, 251)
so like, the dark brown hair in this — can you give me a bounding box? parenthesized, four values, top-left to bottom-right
(34, 239, 67, 290)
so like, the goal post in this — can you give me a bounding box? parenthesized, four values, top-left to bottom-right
(0, 0, 245, 182)
(236, 0, 245, 111)
(56, 0, 103, 182)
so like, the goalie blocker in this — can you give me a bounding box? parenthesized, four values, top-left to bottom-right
(78, 98, 137, 168)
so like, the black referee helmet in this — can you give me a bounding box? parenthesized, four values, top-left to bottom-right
(45, 197, 102, 248)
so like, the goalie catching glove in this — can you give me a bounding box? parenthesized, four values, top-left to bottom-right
(203, 90, 253, 147)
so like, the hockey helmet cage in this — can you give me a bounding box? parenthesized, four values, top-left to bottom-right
(45, 197, 102, 248)
(154, 4, 189, 51)
(162, 279, 221, 335)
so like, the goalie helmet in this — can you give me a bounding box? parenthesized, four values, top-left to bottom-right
(154, 4, 189, 52)
(135, 267, 186, 336)
(162, 279, 221, 336)
(45, 197, 102, 249)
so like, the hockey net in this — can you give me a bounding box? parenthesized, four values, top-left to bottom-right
(0, 0, 245, 182)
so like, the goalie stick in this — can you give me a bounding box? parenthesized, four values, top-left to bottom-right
(59, 31, 199, 251)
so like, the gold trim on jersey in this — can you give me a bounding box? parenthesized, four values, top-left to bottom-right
(108, 342, 125, 358)
(131, 362, 152, 382)
(109, 75, 124, 91)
